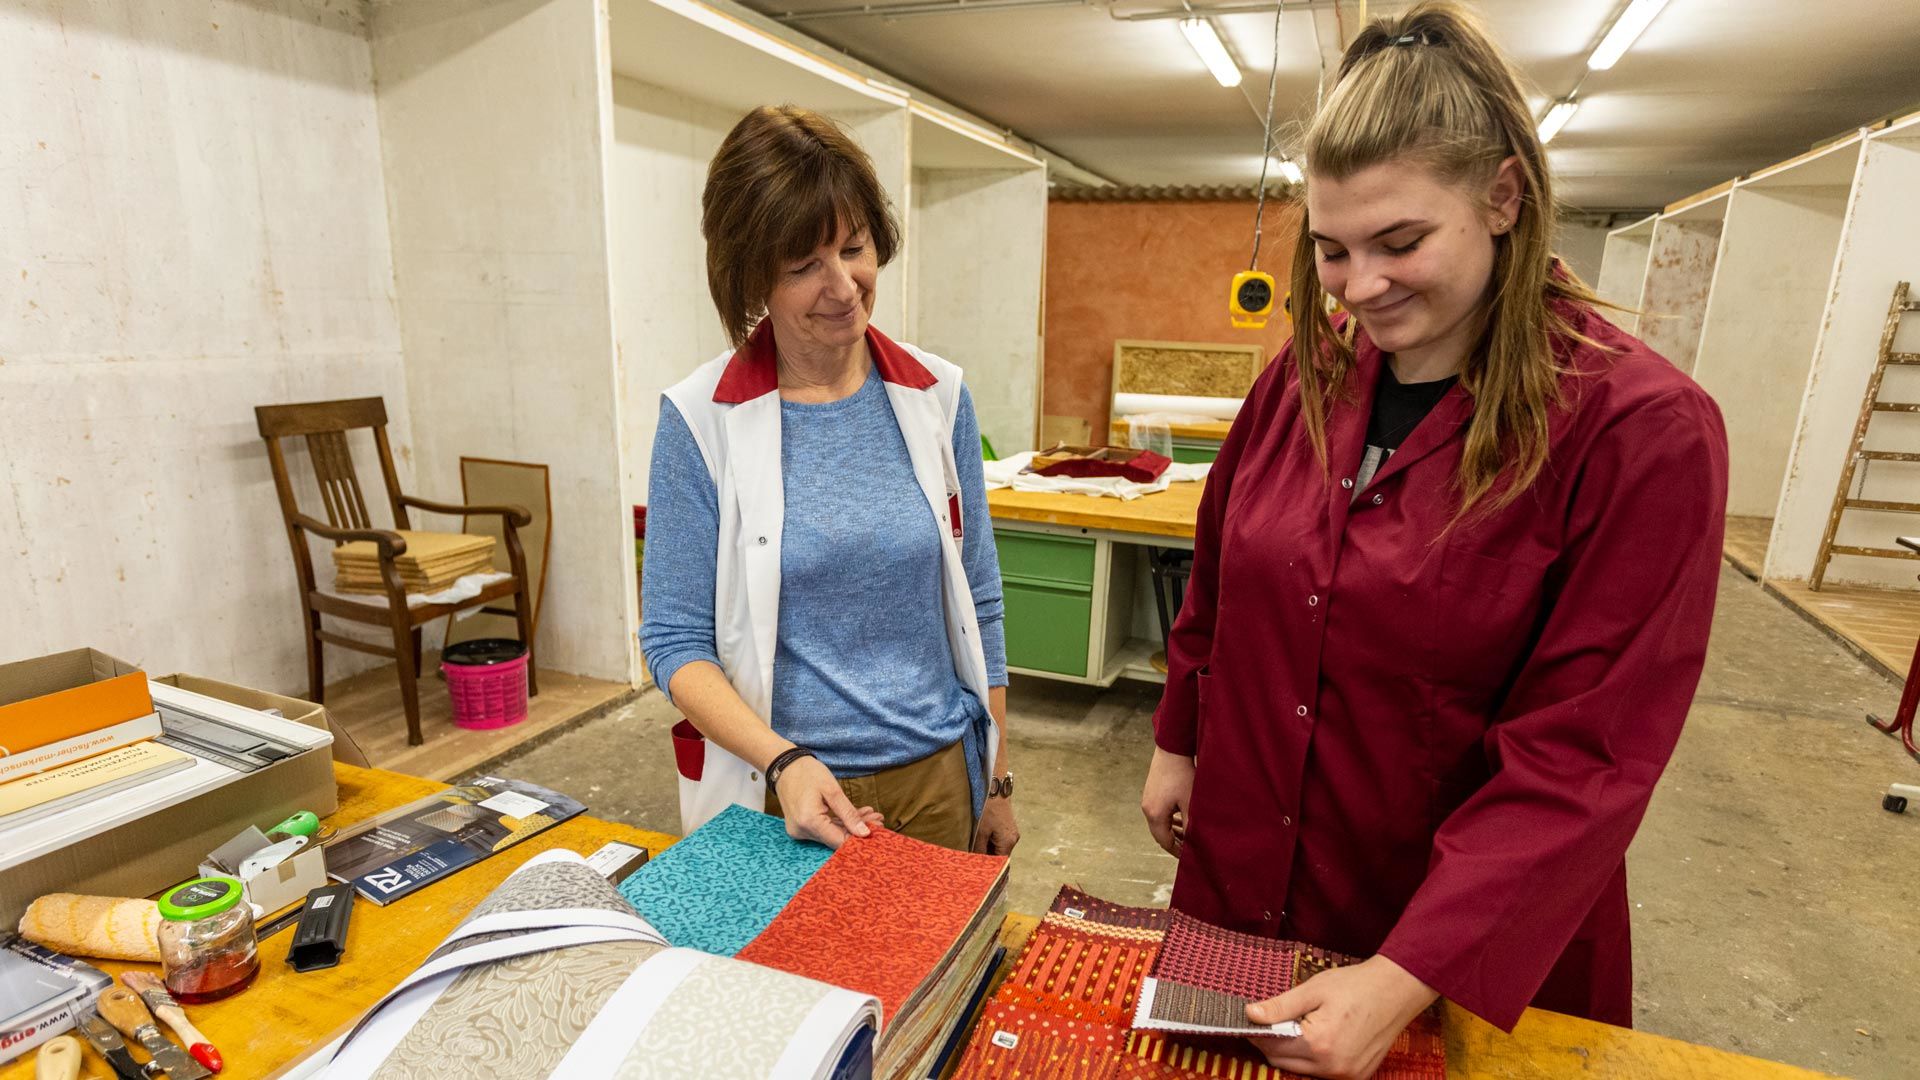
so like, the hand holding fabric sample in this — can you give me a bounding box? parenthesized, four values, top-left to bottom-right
(1245, 955, 1439, 1079)
(774, 754, 881, 849)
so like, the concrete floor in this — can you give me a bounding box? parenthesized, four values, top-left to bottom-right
(490, 565, 1920, 1079)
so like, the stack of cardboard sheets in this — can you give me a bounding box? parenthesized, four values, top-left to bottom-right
(332, 531, 496, 595)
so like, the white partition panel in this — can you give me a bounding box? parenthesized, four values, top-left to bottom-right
(606, 77, 736, 507)
(371, 0, 634, 681)
(911, 167, 1048, 455)
(1768, 119, 1920, 587)
(1597, 214, 1657, 332)
(1691, 138, 1862, 520)
(1637, 196, 1728, 373)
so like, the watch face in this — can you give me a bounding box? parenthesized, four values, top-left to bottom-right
(1237, 278, 1273, 312)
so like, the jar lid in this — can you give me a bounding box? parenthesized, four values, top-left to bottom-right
(159, 876, 245, 921)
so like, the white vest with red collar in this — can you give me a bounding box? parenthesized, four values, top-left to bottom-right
(662, 322, 996, 835)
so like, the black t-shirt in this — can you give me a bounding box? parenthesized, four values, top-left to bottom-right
(1355, 364, 1457, 494)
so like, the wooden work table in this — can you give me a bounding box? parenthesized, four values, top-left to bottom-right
(4, 763, 1840, 1079)
(986, 483, 1205, 685)
(987, 481, 1205, 542)
(0, 764, 677, 1080)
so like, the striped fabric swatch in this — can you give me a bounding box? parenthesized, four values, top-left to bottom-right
(950, 886, 1449, 1080)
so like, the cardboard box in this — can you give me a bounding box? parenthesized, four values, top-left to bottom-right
(154, 674, 370, 769)
(0, 648, 154, 756)
(0, 661, 340, 929)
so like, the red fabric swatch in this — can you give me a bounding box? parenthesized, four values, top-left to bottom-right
(948, 1000, 1126, 1080)
(734, 826, 1006, 1025)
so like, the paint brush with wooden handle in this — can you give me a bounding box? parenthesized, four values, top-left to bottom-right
(98, 987, 212, 1080)
(34, 1035, 82, 1080)
(121, 972, 223, 1074)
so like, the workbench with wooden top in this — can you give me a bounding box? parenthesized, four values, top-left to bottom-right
(987, 481, 1204, 687)
(2, 762, 1841, 1079)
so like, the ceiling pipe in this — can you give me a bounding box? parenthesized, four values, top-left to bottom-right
(776, 0, 1342, 24)
(778, 0, 1087, 23)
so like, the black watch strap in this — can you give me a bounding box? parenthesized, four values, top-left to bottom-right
(765, 746, 816, 787)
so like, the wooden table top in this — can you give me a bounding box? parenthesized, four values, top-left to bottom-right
(1109, 418, 1235, 442)
(8, 765, 1841, 1079)
(981, 915, 1840, 1080)
(987, 481, 1206, 540)
(0, 763, 679, 1080)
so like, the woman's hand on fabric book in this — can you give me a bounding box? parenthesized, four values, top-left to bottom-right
(1140, 748, 1195, 857)
(776, 757, 882, 849)
(1244, 955, 1438, 1079)
(973, 797, 1020, 856)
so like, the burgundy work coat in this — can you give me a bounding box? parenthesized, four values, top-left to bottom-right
(1155, 303, 1728, 1031)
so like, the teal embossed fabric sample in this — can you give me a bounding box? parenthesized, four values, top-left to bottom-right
(617, 804, 831, 956)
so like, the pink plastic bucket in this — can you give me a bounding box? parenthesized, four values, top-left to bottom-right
(442, 639, 529, 730)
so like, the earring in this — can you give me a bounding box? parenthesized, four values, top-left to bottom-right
(1495, 217, 1511, 233)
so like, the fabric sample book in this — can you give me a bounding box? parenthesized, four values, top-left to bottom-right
(617, 804, 831, 956)
(736, 826, 1009, 1080)
(320, 850, 879, 1080)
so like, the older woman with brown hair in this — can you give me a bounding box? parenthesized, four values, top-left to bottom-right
(640, 105, 1018, 857)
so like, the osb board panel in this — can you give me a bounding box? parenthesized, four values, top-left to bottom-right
(1723, 515, 1773, 580)
(1043, 200, 1298, 441)
(1766, 578, 1920, 680)
(1113, 339, 1263, 399)
(325, 652, 633, 779)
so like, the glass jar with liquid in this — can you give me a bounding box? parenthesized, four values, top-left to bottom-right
(157, 876, 259, 1003)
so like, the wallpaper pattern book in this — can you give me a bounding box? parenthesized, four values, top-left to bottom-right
(733, 826, 1009, 1025)
(616, 804, 831, 956)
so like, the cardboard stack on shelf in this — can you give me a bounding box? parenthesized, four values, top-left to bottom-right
(331, 530, 496, 595)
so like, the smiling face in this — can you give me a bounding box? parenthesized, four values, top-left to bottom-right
(1305, 157, 1521, 373)
(763, 219, 877, 358)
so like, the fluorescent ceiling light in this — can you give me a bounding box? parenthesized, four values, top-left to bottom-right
(1180, 18, 1242, 88)
(1537, 99, 1579, 144)
(1268, 157, 1303, 184)
(1587, 0, 1672, 71)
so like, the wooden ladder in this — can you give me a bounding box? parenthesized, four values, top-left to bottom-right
(1812, 281, 1920, 590)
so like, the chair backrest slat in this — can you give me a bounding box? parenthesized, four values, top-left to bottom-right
(254, 398, 398, 541)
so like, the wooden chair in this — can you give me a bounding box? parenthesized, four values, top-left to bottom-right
(255, 398, 539, 746)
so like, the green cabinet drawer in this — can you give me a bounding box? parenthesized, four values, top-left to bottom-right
(1170, 442, 1221, 465)
(1003, 580, 1092, 677)
(994, 530, 1096, 587)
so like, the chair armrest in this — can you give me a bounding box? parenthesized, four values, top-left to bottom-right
(398, 494, 532, 528)
(291, 514, 408, 558)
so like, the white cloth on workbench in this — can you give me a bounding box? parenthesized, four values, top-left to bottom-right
(981, 451, 1210, 501)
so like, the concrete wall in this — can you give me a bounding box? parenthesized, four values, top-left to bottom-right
(369, 0, 634, 680)
(1637, 217, 1724, 373)
(1042, 199, 1302, 440)
(0, 0, 411, 690)
(911, 168, 1047, 455)
(1691, 185, 1851, 519)
(1769, 128, 1920, 587)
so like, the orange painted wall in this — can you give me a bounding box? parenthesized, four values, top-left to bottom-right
(1043, 199, 1303, 439)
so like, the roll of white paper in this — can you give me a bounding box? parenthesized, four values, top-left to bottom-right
(1112, 393, 1243, 421)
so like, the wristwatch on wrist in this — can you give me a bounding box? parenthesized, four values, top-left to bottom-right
(987, 771, 1014, 799)
(765, 746, 817, 787)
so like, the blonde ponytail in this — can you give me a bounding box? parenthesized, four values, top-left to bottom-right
(1288, 0, 1609, 519)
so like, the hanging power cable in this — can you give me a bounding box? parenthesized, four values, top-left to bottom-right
(1229, 0, 1286, 328)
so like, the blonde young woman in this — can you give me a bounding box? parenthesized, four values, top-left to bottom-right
(1139, 4, 1727, 1076)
